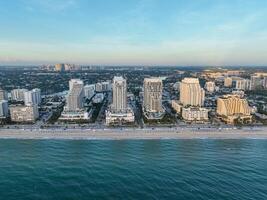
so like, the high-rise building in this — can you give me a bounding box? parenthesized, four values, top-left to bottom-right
(24, 89, 41, 105)
(106, 76, 134, 125)
(55, 63, 65, 71)
(10, 105, 39, 122)
(112, 76, 127, 113)
(205, 81, 215, 93)
(0, 89, 8, 101)
(143, 78, 163, 114)
(224, 77, 233, 87)
(234, 78, 251, 91)
(66, 80, 84, 111)
(11, 89, 28, 101)
(69, 79, 84, 91)
(84, 84, 95, 99)
(0, 100, 9, 118)
(180, 78, 205, 107)
(250, 75, 262, 90)
(95, 81, 112, 92)
(217, 95, 252, 124)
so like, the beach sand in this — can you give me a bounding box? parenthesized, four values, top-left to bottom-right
(0, 128, 267, 140)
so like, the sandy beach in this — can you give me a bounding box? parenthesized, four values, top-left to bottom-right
(0, 127, 267, 140)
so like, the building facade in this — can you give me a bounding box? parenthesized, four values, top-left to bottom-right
(182, 107, 209, 122)
(11, 89, 28, 101)
(84, 84, 95, 99)
(235, 79, 251, 91)
(0, 100, 9, 118)
(112, 76, 127, 113)
(106, 76, 134, 125)
(143, 78, 164, 117)
(24, 88, 41, 105)
(66, 80, 84, 111)
(171, 100, 183, 114)
(224, 77, 233, 87)
(180, 78, 205, 107)
(205, 81, 215, 93)
(10, 105, 39, 122)
(0, 89, 8, 101)
(217, 95, 252, 124)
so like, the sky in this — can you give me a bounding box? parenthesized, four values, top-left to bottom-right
(0, 0, 267, 66)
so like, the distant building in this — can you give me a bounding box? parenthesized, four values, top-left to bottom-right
(224, 77, 233, 87)
(180, 78, 205, 107)
(69, 79, 84, 91)
(84, 84, 95, 99)
(0, 89, 8, 101)
(11, 89, 28, 101)
(0, 100, 9, 118)
(143, 78, 164, 119)
(106, 76, 134, 125)
(95, 81, 112, 92)
(55, 63, 65, 72)
(250, 75, 262, 90)
(205, 81, 215, 93)
(263, 77, 267, 89)
(10, 105, 39, 122)
(182, 107, 209, 122)
(234, 78, 251, 91)
(217, 95, 252, 124)
(24, 89, 41, 105)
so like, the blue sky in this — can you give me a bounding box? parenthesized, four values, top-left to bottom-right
(0, 0, 267, 66)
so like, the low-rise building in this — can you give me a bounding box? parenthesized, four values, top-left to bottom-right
(182, 107, 209, 122)
(105, 108, 135, 125)
(171, 100, 183, 114)
(59, 109, 91, 121)
(10, 105, 39, 122)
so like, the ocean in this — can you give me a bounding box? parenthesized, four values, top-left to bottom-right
(0, 139, 266, 200)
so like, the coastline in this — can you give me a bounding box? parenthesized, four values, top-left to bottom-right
(0, 127, 267, 140)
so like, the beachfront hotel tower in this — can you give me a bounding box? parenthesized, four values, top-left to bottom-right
(143, 78, 164, 119)
(112, 76, 127, 113)
(106, 76, 134, 125)
(66, 79, 84, 111)
(217, 95, 252, 124)
(180, 78, 205, 107)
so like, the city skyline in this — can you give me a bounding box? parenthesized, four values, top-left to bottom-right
(1, 0, 267, 66)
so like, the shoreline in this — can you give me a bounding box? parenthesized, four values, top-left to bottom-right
(0, 127, 267, 140)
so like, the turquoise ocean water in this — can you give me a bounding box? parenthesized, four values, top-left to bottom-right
(0, 139, 267, 199)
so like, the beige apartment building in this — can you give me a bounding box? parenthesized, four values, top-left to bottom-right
(180, 78, 205, 107)
(217, 95, 252, 124)
(143, 78, 164, 118)
(10, 105, 39, 122)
